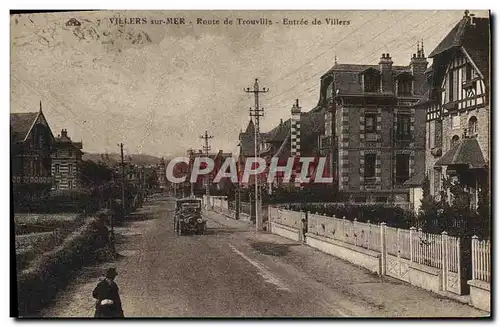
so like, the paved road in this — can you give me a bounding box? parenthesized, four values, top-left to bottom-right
(42, 195, 488, 318)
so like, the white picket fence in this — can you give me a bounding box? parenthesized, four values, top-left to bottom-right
(472, 237, 490, 283)
(269, 209, 473, 295)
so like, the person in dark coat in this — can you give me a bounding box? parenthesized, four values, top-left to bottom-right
(92, 267, 124, 318)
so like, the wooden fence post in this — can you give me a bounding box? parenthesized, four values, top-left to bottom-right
(471, 235, 478, 280)
(380, 222, 387, 275)
(396, 228, 401, 259)
(409, 227, 416, 263)
(307, 211, 311, 235)
(343, 216, 347, 243)
(417, 227, 423, 265)
(367, 220, 371, 250)
(353, 218, 358, 246)
(441, 231, 448, 291)
(267, 206, 271, 232)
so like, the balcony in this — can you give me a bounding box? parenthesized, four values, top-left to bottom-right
(12, 175, 54, 185)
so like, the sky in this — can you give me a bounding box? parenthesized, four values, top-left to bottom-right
(10, 10, 489, 158)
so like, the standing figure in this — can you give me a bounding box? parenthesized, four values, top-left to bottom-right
(92, 268, 124, 318)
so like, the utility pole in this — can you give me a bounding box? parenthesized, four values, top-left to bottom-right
(200, 130, 214, 199)
(188, 149, 195, 197)
(119, 143, 126, 217)
(245, 78, 268, 231)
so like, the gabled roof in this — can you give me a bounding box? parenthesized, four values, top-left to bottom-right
(10, 112, 39, 142)
(263, 119, 290, 143)
(429, 15, 490, 83)
(435, 138, 486, 169)
(261, 107, 325, 159)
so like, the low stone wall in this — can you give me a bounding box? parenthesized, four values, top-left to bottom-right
(467, 280, 490, 312)
(271, 222, 301, 242)
(408, 262, 443, 293)
(305, 233, 381, 274)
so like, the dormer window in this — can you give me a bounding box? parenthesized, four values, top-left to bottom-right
(396, 73, 413, 96)
(468, 116, 478, 138)
(361, 68, 380, 93)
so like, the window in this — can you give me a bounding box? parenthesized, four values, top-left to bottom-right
(397, 78, 412, 96)
(468, 116, 478, 137)
(397, 114, 411, 140)
(364, 154, 376, 178)
(363, 71, 380, 93)
(451, 135, 460, 147)
(54, 181, 60, 190)
(452, 115, 460, 130)
(365, 114, 377, 133)
(435, 120, 443, 147)
(465, 64, 472, 81)
(68, 164, 73, 174)
(433, 169, 441, 197)
(55, 164, 60, 174)
(68, 180, 73, 189)
(429, 121, 435, 149)
(448, 71, 454, 102)
(396, 154, 410, 184)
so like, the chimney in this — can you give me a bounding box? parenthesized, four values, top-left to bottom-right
(290, 99, 301, 157)
(379, 53, 393, 71)
(290, 99, 302, 187)
(379, 53, 394, 93)
(61, 129, 68, 138)
(410, 41, 429, 95)
(470, 13, 476, 26)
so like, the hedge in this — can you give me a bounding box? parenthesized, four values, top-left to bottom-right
(281, 203, 417, 230)
(16, 216, 112, 317)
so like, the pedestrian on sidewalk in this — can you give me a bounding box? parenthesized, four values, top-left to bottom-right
(92, 267, 124, 318)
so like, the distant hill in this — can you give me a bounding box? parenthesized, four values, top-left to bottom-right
(83, 153, 163, 166)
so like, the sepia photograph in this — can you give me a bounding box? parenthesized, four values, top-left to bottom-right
(10, 9, 491, 318)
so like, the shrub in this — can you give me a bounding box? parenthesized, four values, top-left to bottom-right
(280, 203, 416, 229)
(16, 216, 111, 317)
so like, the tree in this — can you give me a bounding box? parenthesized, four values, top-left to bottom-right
(78, 160, 113, 189)
(146, 169, 159, 189)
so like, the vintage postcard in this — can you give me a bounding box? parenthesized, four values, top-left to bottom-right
(11, 10, 491, 318)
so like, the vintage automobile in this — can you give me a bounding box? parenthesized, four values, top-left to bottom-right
(174, 197, 207, 235)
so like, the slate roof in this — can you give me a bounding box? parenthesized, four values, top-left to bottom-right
(10, 112, 39, 142)
(259, 107, 325, 159)
(55, 134, 83, 150)
(429, 15, 490, 84)
(319, 63, 413, 95)
(322, 64, 409, 77)
(435, 138, 486, 169)
(263, 119, 290, 143)
(403, 171, 425, 187)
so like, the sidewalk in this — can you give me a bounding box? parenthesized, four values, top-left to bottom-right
(204, 209, 489, 318)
